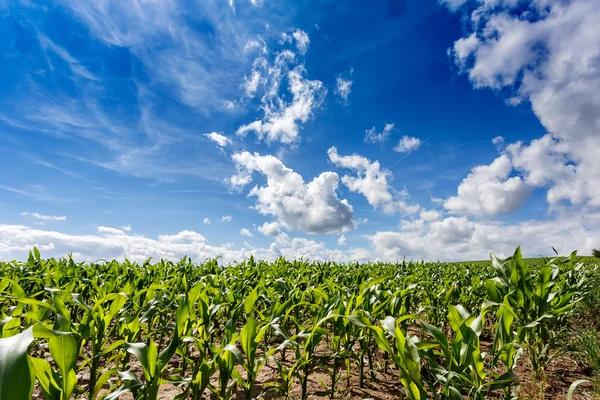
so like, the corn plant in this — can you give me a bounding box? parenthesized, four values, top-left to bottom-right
(420, 305, 518, 399)
(0, 327, 36, 400)
(486, 247, 587, 378)
(0, 246, 596, 400)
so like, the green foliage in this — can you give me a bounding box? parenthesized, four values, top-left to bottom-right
(0, 327, 35, 400)
(421, 306, 518, 399)
(486, 247, 588, 378)
(0, 246, 596, 400)
(573, 329, 600, 374)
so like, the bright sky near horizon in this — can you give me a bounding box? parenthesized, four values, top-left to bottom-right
(0, 0, 599, 263)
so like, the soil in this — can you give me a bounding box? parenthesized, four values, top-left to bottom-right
(29, 326, 599, 399)
(71, 342, 598, 399)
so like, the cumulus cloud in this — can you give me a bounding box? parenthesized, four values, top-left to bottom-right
(419, 209, 442, 222)
(364, 123, 394, 143)
(21, 212, 66, 221)
(258, 221, 281, 237)
(328, 147, 420, 214)
(393, 136, 421, 153)
(203, 218, 211, 225)
(370, 210, 600, 261)
(444, 155, 530, 216)
(204, 132, 232, 147)
(0, 224, 372, 264)
(120, 224, 132, 232)
(221, 215, 232, 222)
(159, 230, 206, 243)
(230, 151, 355, 234)
(97, 226, 125, 235)
(337, 234, 346, 246)
(240, 228, 253, 237)
(447, 0, 600, 209)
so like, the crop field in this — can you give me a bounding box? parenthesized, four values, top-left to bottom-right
(1, 247, 599, 400)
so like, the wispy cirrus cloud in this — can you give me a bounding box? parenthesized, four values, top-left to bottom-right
(59, 0, 291, 111)
(0, 185, 59, 202)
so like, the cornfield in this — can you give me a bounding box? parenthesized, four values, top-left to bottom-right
(0, 247, 597, 400)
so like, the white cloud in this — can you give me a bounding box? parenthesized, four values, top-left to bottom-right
(120, 224, 132, 232)
(21, 212, 66, 221)
(335, 77, 353, 104)
(240, 228, 253, 237)
(447, 0, 600, 209)
(370, 210, 600, 261)
(444, 155, 530, 216)
(37, 34, 99, 82)
(492, 136, 505, 150)
(327, 147, 420, 214)
(61, 0, 272, 112)
(419, 209, 442, 222)
(244, 38, 266, 53)
(158, 230, 206, 243)
(230, 151, 355, 234)
(364, 123, 394, 143)
(203, 217, 211, 225)
(236, 65, 326, 144)
(337, 234, 346, 246)
(243, 69, 264, 97)
(1, 185, 57, 202)
(221, 215, 232, 223)
(440, 0, 466, 10)
(393, 136, 421, 153)
(0, 224, 372, 264)
(292, 29, 310, 55)
(204, 132, 232, 147)
(236, 39, 326, 145)
(258, 221, 281, 237)
(97, 226, 125, 235)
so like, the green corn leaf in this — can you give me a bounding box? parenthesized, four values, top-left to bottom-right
(344, 314, 371, 328)
(48, 332, 78, 399)
(240, 316, 256, 358)
(29, 357, 62, 400)
(0, 327, 35, 400)
(125, 341, 157, 381)
(489, 370, 517, 390)
(244, 287, 259, 314)
(223, 343, 244, 364)
(421, 321, 450, 360)
(104, 370, 144, 400)
(91, 368, 118, 399)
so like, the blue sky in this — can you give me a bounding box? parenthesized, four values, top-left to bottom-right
(1, 0, 599, 262)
